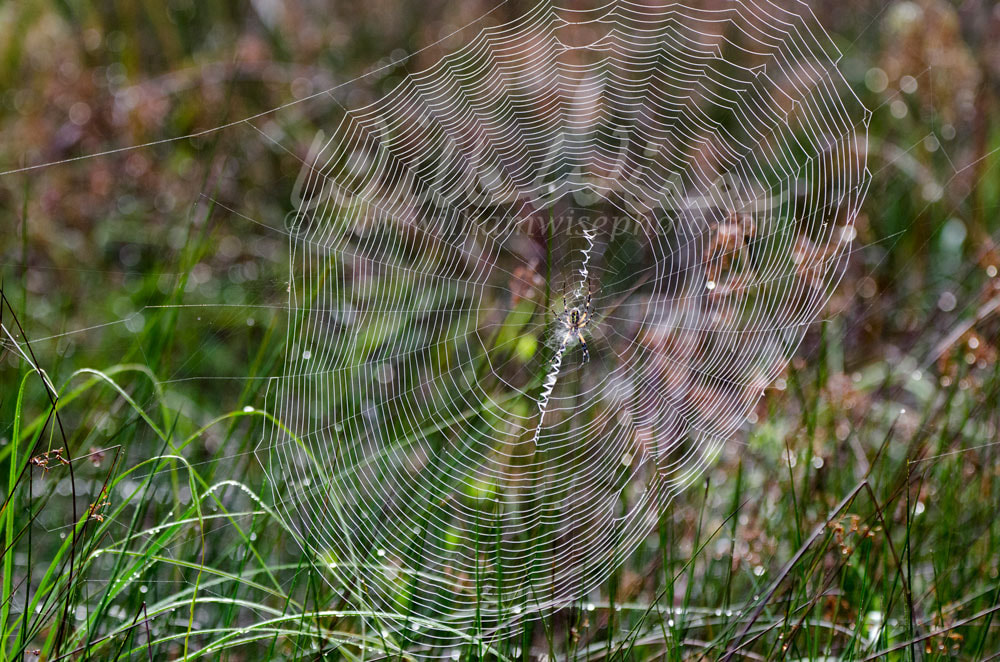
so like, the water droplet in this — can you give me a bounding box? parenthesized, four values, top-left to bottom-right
(865, 68, 888, 93)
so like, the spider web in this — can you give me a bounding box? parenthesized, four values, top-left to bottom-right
(257, 0, 870, 650)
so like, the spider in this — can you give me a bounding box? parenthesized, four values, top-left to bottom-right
(558, 280, 593, 363)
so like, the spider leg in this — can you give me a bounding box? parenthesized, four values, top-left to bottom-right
(578, 332, 589, 363)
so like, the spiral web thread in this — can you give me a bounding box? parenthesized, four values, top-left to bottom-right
(258, 0, 870, 649)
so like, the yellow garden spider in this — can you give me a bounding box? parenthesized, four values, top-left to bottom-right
(558, 280, 593, 363)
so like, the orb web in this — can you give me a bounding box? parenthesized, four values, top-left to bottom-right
(259, 0, 870, 649)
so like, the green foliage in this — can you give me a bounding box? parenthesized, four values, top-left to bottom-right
(2, 0, 1000, 659)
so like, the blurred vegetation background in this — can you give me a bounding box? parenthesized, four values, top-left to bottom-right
(1, 0, 1000, 660)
